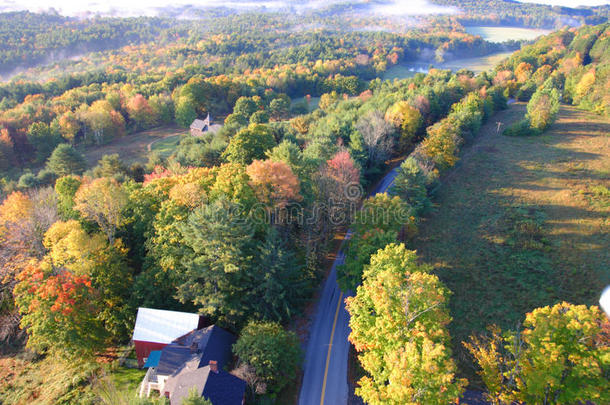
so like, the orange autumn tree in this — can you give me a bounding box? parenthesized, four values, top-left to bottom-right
(14, 263, 106, 355)
(323, 150, 361, 201)
(126, 93, 156, 130)
(246, 159, 302, 213)
(42, 220, 134, 340)
(321, 150, 361, 230)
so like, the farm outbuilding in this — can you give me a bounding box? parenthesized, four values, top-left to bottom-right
(132, 307, 206, 367)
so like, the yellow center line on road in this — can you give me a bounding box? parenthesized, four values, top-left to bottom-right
(320, 290, 344, 405)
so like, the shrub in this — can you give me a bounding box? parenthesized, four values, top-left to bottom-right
(233, 321, 301, 396)
(526, 82, 561, 131)
(36, 169, 57, 185)
(503, 119, 541, 137)
(18, 173, 38, 189)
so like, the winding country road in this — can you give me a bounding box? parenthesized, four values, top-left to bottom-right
(298, 166, 401, 405)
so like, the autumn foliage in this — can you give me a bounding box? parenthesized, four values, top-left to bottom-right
(14, 264, 106, 354)
(246, 159, 302, 209)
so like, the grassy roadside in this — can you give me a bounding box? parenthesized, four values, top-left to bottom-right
(409, 103, 609, 383)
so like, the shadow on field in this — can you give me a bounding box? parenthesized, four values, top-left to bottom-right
(411, 104, 610, 385)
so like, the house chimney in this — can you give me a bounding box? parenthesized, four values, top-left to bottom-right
(209, 360, 218, 373)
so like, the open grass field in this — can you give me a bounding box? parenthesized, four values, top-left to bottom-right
(149, 134, 183, 159)
(382, 51, 514, 81)
(77, 125, 186, 167)
(291, 96, 320, 111)
(410, 103, 610, 382)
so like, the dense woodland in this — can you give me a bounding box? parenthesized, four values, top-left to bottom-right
(0, 12, 181, 76)
(0, 2, 608, 404)
(432, 0, 610, 27)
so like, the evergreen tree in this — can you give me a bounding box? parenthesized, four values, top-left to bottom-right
(390, 157, 431, 215)
(250, 229, 308, 323)
(46, 144, 87, 176)
(177, 197, 257, 327)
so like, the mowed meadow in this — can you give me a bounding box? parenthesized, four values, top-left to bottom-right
(410, 103, 610, 381)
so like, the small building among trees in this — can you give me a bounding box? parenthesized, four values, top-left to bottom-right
(190, 114, 221, 137)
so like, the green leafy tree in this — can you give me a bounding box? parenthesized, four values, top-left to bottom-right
(55, 175, 82, 220)
(526, 82, 561, 131)
(175, 96, 198, 128)
(181, 389, 212, 405)
(269, 97, 290, 120)
(338, 193, 414, 291)
(18, 172, 38, 189)
(345, 244, 465, 405)
(27, 122, 62, 164)
(222, 124, 276, 165)
(390, 157, 431, 215)
(353, 193, 412, 235)
(91, 154, 129, 179)
(338, 228, 397, 292)
(233, 96, 258, 118)
(224, 112, 249, 133)
(46, 144, 87, 176)
(233, 321, 301, 395)
(249, 110, 270, 124)
(149, 93, 175, 125)
(465, 302, 610, 405)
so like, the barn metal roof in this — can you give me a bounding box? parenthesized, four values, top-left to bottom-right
(132, 307, 200, 344)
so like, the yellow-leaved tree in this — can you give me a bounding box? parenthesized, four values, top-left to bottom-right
(464, 302, 610, 405)
(345, 243, 466, 405)
(74, 177, 129, 243)
(385, 100, 423, 150)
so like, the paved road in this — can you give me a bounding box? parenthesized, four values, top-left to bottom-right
(298, 166, 401, 405)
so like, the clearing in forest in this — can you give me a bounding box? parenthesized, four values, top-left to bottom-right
(78, 125, 186, 167)
(410, 103, 610, 379)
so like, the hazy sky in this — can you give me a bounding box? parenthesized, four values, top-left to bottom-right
(517, 0, 608, 6)
(0, 0, 607, 17)
(0, 1, 456, 17)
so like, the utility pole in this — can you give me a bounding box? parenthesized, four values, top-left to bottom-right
(496, 121, 503, 133)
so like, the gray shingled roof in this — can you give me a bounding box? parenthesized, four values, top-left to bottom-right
(190, 119, 208, 130)
(154, 325, 242, 404)
(168, 365, 246, 405)
(156, 326, 235, 377)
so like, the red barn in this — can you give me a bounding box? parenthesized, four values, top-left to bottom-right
(132, 307, 205, 367)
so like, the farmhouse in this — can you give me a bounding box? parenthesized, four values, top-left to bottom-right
(134, 308, 246, 404)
